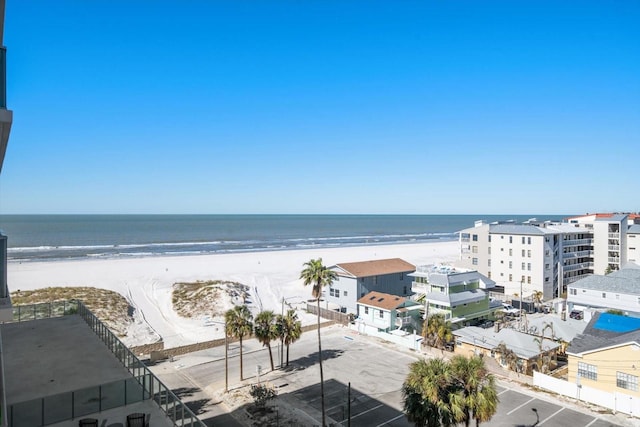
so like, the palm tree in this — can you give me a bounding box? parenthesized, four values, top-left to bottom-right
(282, 309, 302, 366)
(254, 310, 277, 371)
(532, 290, 543, 313)
(225, 305, 253, 381)
(300, 258, 337, 427)
(450, 355, 499, 427)
(402, 358, 464, 426)
(423, 313, 453, 350)
(495, 342, 519, 373)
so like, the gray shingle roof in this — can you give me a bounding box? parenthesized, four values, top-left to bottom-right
(569, 266, 640, 294)
(567, 312, 640, 355)
(453, 326, 560, 360)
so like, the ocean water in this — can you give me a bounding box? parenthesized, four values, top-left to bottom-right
(0, 214, 567, 262)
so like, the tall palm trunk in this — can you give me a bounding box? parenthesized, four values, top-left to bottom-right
(239, 336, 244, 380)
(317, 296, 325, 427)
(286, 343, 290, 366)
(267, 342, 274, 371)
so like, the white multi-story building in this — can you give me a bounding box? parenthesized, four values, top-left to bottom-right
(458, 213, 639, 301)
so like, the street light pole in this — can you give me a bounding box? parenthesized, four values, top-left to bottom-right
(224, 325, 228, 393)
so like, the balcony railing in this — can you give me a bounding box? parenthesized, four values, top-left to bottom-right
(608, 232, 620, 238)
(6, 301, 205, 427)
(411, 282, 430, 294)
(395, 317, 412, 328)
(608, 257, 621, 264)
(608, 245, 620, 251)
(562, 250, 593, 259)
(563, 262, 594, 273)
(562, 238, 593, 247)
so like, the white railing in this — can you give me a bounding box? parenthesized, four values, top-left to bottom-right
(563, 262, 594, 272)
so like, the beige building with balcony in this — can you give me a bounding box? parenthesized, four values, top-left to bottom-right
(458, 213, 639, 301)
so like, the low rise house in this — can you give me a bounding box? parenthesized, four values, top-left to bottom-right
(356, 291, 422, 334)
(567, 312, 640, 399)
(453, 325, 560, 375)
(567, 264, 640, 316)
(410, 265, 501, 326)
(327, 258, 415, 313)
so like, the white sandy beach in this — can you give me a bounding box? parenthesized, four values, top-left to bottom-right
(7, 241, 459, 348)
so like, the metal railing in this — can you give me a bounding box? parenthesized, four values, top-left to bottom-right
(6, 301, 205, 427)
(562, 262, 594, 273)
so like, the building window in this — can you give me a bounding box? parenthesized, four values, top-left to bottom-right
(522, 237, 525, 244)
(509, 236, 513, 243)
(527, 263, 531, 271)
(522, 249, 526, 257)
(528, 237, 532, 244)
(521, 262, 525, 270)
(488, 272, 491, 279)
(545, 264, 550, 270)
(544, 277, 548, 282)
(602, 292, 606, 298)
(617, 372, 638, 391)
(488, 235, 491, 242)
(509, 248, 513, 256)
(472, 258, 478, 265)
(521, 275, 525, 283)
(578, 362, 597, 381)
(403, 286, 407, 294)
(509, 274, 513, 281)
(488, 247, 491, 254)
(528, 276, 532, 284)
(400, 273, 404, 280)
(373, 276, 378, 285)
(509, 261, 512, 269)
(488, 259, 491, 267)
(344, 290, 348, 297)
(379, 310, 384, 318)
(364, 307, 369, 314)
(472, 234, 478, 241)
(472, 246, 478, 253)
(527, 250, 532, 258)
(330, 288, 339, 297)
(545, 250, 550, 256)
(570, 288, 577, 295)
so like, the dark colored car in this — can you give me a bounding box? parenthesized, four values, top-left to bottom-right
(569, 310, 583, 320)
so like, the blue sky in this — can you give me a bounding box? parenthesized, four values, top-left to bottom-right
(1, 1, 638, 214)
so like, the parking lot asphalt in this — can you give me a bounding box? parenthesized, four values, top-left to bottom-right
(154, 325, 635, 427)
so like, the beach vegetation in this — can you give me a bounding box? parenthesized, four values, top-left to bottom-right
(10, 287, 131, 337)
(254, 310, 278, 371)
(402, 356, 498, 427)
(225, 305, 254, 381)
(300, 258, 337, 427)
(173, 280, 249, 318)
(249, 383, 277, 410)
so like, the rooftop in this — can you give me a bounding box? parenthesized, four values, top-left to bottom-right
(333, 258, 415, 278)
(568, 265, 640, 294)
(453, 326, 560, 360)
(568, 312, 640, 355)
(357, 291, 407, 311)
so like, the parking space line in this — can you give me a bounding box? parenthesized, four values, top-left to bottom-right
(584, 418, 598, 427)
(498, 388, 510, 395)
(538, 407, 564, 425)
(507, 397, 536, 415)
(375, 413, 404, 427)
(339, 404, 384, 424)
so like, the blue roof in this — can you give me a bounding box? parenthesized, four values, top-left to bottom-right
(593, 313, 640, 333)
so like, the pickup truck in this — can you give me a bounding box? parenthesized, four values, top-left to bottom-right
(500, 303, 521, 317)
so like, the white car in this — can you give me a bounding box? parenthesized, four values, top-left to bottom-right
(501, 303, 521, 317)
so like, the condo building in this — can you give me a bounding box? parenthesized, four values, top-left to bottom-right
(458, 214, 639, 301)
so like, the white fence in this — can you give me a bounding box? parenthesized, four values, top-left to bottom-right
(533, 372, 640, 417)
(349, 322, 423, 351)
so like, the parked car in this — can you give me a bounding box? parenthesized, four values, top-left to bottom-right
(501, 303, 521, 317)
(570, 310, 584, 320)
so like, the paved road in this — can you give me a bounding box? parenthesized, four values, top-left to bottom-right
(152, 326, 633, 427)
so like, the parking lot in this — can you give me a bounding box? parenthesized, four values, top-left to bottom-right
(162, 325, 632, 426)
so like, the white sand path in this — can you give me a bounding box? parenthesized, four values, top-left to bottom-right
(7, 241, 459, 347)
